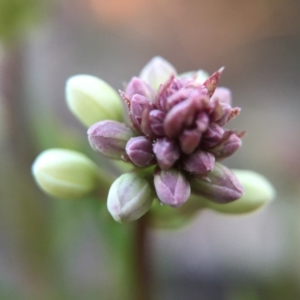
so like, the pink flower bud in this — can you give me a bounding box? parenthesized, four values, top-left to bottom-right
(130, 94, 154, 130)
(211, 87, 232, 105)
(149, 109, 165, 136)
(179, 128, 202, 154)
(180, 149, 215, 174)
(125, 77, 154, 100)
(163, 96, 198, 137)
(153, 138, 180, 170)
(201, 124, 224, 148)
(196, 112, 209, 132)
(208, 131, 244, 160)
(209, 101, 230, 125)
(190, 163, 244, 203)
(107, 173, 154, 222)
(88, 120, 135, 159)
(154, 75, 174, 111)
(165, 88, 190, 111)
(125, 136, 156, 167)
(154, 168, 191, 208)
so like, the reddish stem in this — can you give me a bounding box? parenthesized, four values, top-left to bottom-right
(134, 213, 152, 300)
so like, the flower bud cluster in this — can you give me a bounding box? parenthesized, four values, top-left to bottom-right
(88, 57, 246, 213)
(32, 56, 275, 224)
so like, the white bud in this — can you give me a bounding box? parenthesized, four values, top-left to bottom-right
(66, 75, 123, 127)
(178, 70, 209, 84)
(107, 173, 154, 222)
(139, 56, 177, 91)
(32, 149, 99, 199)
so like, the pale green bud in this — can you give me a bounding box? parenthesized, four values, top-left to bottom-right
(178, 70, 209, 84)
(139, 56, 177, 91)
(107, 173, 154, 222)
(66, 75, 123, 127)
(204, 170, 275, 214)
(32, 148, 99, 199)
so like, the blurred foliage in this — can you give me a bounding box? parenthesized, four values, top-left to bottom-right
(0, 0, 47, 42)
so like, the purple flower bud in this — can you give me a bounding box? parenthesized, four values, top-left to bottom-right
(88, 120, 135, 159)
(130, 94, 153, 130)
(196, 112, 209, 132)
(125, 77, 155, 100)
(190, 163, 244, 203)
(139, 104, 155, 139)
(212, 102, 232, 126)
(149, 109, 165, 136)
(154, 168, 191, 208)
(163, 97, 198, 137)
(165, 88, 190, 111)
(208, 131, 244, 160)
(201, 124, 224, 148)
(154, 75, 174, 111)
(211, 87, 232, 105)
(153, 138, 180, 170)
(180, 149, 215, 174)
(125, 136, 156, 167)
(179, 128, 201, 154)
(210, 101, 241, 126)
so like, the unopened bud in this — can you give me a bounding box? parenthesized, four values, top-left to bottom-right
(88, 120, 135, 159)
(179, 128, 201, 154)
(32, 149, 99, 199)
(153, 138, 180, 170)
(130, 94, 154, 130)
(154, 168, 190, 208)
(139, 56, 177, 91)
(125, 136, 156, 167)
(205, 170, 275, 214)
(164, 97, 198, 138)
(209, 132, 242, 160)
(107, 173, 154, 222)
(149, 109, 165, 136)
(202, 123, 224, 148)
(66, 75, 123, 127)
(211, 87, 232, 105)
(190, 163, 244, 203)
(178, 70, 209, 84)
(180, 150, 215, 174)
(125, 77, 155, 100)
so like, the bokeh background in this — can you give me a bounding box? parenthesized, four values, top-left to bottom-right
(1, 0, 300, 299)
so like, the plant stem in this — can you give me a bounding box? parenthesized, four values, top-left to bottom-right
(133, 213, 151, 300)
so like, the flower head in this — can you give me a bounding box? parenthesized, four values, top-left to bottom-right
(32, 56, 275, 224)
(88, 56, 246, 213)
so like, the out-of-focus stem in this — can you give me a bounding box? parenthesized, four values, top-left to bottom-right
(0, 43, 36, 165)
(0, 41, 60, 298)
(133, 213, 152, 300)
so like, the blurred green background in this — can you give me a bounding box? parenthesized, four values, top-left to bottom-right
(1, 0, 300, 299)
